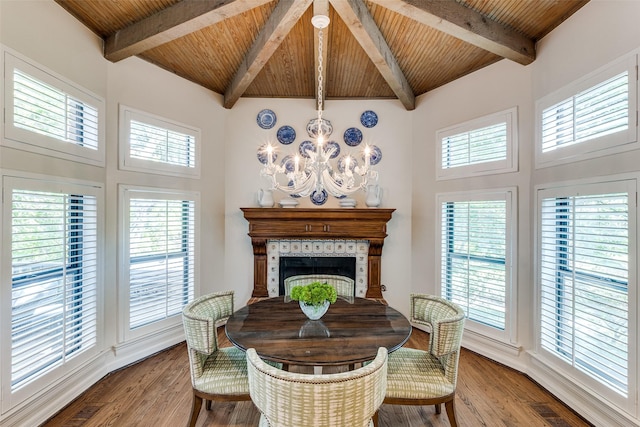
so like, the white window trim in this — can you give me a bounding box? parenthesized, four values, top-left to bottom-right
(436, 107, 518, 180)
(435, 187, 518, 345)
(0, 170, 104, 413)
(532, 174, 638, 415)
(119, 105, 201, 178)
(535, 53, 638, 169)
(118, 184, 200, 344)
(1, 46, 106, 166)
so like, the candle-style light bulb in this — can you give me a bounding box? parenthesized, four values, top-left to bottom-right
(294, 155, 300, 173)
(266, 144, 274, 165)
(364, 145, 371, 167)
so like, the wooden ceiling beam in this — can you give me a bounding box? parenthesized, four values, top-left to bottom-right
(224, 0, 313, 109)
(368, 0, 536, 65)
(329, 0, 415, 110)
(314, 0, 330, 111)
(104, 0, 271, 62)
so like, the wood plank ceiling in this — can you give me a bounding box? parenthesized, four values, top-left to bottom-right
(55, 0, 589, 110)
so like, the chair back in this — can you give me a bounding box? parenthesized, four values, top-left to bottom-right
(247, 347, 388, 427)
(182, 291, 235, 379)
(284, 274, 355, 298)
(410, 294, 465, 384)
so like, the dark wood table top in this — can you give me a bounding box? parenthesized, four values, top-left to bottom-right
(225, 296, 412, 366)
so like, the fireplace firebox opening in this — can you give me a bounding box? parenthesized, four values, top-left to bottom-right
(279, 256, 356, 296)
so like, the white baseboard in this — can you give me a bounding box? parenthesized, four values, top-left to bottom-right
(0, 325, 186, 427)
(527, 354, 639, 427)
(0, 355, 106, 427)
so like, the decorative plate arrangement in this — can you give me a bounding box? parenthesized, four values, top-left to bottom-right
(277, 125, 296, 144)
(325, 141, 340, 159)
(343, 127, 363, 146)
(257, 143, 278, 164)
(298, 140, 315, 158)
(310, 189, 328, 206)
(360, 110, 378, 128)
(363, 144, 382, 165)
(257, 109, 277, 129)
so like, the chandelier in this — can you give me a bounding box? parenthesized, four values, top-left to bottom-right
(259, 14, 378, 205)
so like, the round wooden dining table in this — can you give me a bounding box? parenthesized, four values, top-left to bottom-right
(225, 296, 412, 367)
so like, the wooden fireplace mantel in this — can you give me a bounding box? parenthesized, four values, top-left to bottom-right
(241, 208, 395, 299)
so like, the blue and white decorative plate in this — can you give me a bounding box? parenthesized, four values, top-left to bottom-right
(325, 141, 340, 159)
(286, 180, 302, 198)
(257, 143, 278, 164)
(363, 144, 382, 166)
(337, 155, 358, 173)
(310, 189, 328, 206)
(280, 155, 296, 173)
(277, 125, 296, 144)
(360, 110, 378, 128)
(343, 127, 363, 146)
(298, 140, 315, 158)
(306, 118, 333, 138)
(257, 109, 277, 129)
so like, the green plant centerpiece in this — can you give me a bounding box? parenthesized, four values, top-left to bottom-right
(290, 281, 337, 320)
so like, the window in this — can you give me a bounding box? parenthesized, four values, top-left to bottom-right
(119, 106, 200, 177)
(3, 175, 101, 398)
(538, 180, 633, 397)
(536, 54, 637, 167)
(3, 49, 105, 165)
(436, 108, 518, 180)
(121, 187, 197, 339)
(438, 189, 515, 339)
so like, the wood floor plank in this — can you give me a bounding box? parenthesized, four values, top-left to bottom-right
(42, 328, 593, 427)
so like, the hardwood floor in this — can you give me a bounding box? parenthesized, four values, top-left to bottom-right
(43, 328, 592, 427)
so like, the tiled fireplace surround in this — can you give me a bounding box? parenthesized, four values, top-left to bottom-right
(241, 208, 395, 300)
(266, 239, 370, 297)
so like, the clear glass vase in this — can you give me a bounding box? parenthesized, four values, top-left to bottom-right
(299, 300, 330, 320)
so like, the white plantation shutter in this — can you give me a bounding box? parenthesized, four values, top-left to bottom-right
(437, 108, 517, 179)
(10, 186, 98, 391)
(539, 185, 630, 395)
(127, 195, 195, 330)
(541, 72, 629, 152)
(440, 193, 512, 332)
(13, 69, 99, 150)
(442, 122, 507, 169)
(129, 120, 195, 167)
(120, 106, 200, 177)
(3, 51, 105, 165)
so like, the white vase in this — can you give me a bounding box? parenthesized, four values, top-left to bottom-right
(365, 184, 381, 207)
(299, 300, 330, 320)
(258, 188, 274, 207)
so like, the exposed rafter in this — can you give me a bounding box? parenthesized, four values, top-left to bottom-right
(223, 0, 313, 109)
(104, 0, 271, 62)
(367, 0, 536, 65)
(330, 0, 415, 110)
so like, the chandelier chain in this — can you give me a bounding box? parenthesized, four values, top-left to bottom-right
(317, 28, 324, 120)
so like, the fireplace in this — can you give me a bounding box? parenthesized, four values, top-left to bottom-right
(241, 208, 394, 300)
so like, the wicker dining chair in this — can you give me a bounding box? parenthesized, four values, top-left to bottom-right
(181, 291, 251, 427)
(247, 346, 388, 427)
(384, 294, 466, 427)
(284, 274, 355, 298)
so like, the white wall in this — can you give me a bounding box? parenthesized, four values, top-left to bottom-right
(412, 58, 533, 367)
(224, 98, 413, 312)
